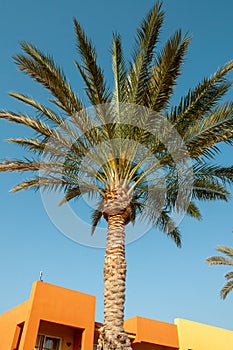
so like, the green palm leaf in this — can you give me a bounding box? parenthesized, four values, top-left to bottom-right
(14, 42, 83, 115)
(74, 19, 110, 105)
(171, 61, 233, 127)
(147, 30, 191, 111)
(112, 33, 128, 105)
(185, 102, 233, 158)
(127, 1, 164, 105)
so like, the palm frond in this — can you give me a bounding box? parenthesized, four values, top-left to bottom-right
(74, 19, 110, 105)
(186, 201, 202, 220)
(91, 209, 103, 235)
(207, 244, 233, 299)
(206, 256, 233, 266)
(112, 33, 128, 104)
(224, 271, 233, 280)
(138, 193, 182, 247)
(10, 175, 66, 193)
(0, 110, 93, 165)
(0, 111, 52, 136)
(193, 163, 233, 186)
(59, 186, 81, 206)
(91, 199, 104, 235)
(192, 178, 230, 202)
(156, 211, 182, 247)
(14, 42, 83, 115)
(127, 1, 164, 104)
(0, 159, 77, 176)
(171, 61, 233, 126)
(0, 159, 41, 172)
(221, 280, 233, 299)
(216, 246, 233, 259)
(9, 91, 90, 137)
(7, 138, 46, 154)
(129, 200, 144, 225)
(9, 92, 65, 126)
(1, 1, 233, 255)
(185, 102, 233, 158)
(147, 30, 191, 111)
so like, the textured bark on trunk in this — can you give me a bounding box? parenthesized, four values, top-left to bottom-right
(97, 213, 132, 350)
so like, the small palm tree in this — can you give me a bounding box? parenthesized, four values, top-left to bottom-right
(1, 2, 233, 349)
(207, 245, 233, 299)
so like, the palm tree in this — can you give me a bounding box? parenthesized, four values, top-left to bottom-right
(1, 1, 233, 349)
(207, 245, 233, 299)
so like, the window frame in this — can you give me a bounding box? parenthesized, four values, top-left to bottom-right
(34, 333, 62, 350)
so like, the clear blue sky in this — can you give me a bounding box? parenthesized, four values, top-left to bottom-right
(1, 0, 233, 331)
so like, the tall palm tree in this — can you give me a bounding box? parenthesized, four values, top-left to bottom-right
(207, 245, 233, 299)
(1, 1, 233, 349)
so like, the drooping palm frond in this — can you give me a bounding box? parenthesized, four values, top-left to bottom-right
(133, 185, 182, 247)
(184, 102, 233, 159)
(190, 163, 233, 204)
(221, 280, 233, 299)
(156, 210, 182, 247)
(225, 271, 233, 280)
(170, 61, 233, 127)
(186, 201, 202, 220)
(59, 186, 82, 206)
(192, 178, 230, 202)
(91, 202, 104, 235)
(193, 163, 233, 185)
(129, 200, 144, 225)
(207, 245, 233, 299)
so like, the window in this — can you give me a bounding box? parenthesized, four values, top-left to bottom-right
(34, 334, 61, 350)
(13, 322, 24, 350)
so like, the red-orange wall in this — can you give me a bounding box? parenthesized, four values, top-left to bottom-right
(0, 300, 29, 349)
(124, 316, 179, 349)
(20, 281, 96, 350)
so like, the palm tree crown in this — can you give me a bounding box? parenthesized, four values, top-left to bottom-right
(1, 1, 233, 349)
(207, 245, 233, 299)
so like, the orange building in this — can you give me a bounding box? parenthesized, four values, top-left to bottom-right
(0, 281, 232, 350)
(0, 281, 95, 350)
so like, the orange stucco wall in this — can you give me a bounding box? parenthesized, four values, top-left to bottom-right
(21, 281, 96, 350)
(0, 300, 29, 349)
(0, 281, 96, 350)
(124, 316, 179, 349)
(132, 343, 178, 350)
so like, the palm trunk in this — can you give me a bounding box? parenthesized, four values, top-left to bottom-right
(98, 213, 132, 350)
